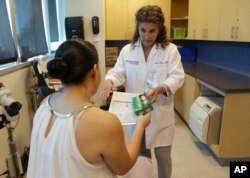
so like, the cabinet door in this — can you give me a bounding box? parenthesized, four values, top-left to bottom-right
(236, 0, 250, 42)
(190, 0, 250, 42)
(219, 0, 238, 41)
(206, 0, 220, 40)
(150, 0, 171, 38)
(127, 0, 149, 39)
(189, 0, 219, 40)
(174, 74, 200, 123)
(106, 0, 128, 40)
(219, 0, 250, 42)
(187, 0, 197, 39)
(182, 74, 200, 122)
(194, 0, 207, 39)
(174, 86, 183, 117)
(106, 0, 171, 40)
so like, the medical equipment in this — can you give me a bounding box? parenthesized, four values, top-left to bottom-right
(189, 96, 223, 144)
(0, 82, 24, 178)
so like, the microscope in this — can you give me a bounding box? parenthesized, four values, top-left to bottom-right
(0, 82, 24, 178)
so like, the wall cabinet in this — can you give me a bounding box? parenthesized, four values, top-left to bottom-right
(106, 0, 171, 40)
(106, 0, 250, 41)
(105, 0, 128, 40)
(151, 0, 171, 39)
(127, 0, 150, 40)
(186, 0, 195, 39)
(170, 0, 189, 39)
(188, 0, 250, 42)
(174, 74, 200, 123)
(237, 0, 250, 41)
(188, 0, 220, 40)
(219, 0, 250, 42)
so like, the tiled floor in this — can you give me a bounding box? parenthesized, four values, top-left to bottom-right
(152, 113, 229, 178)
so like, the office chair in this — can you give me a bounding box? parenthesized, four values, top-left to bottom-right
(31, 60, 55, 101)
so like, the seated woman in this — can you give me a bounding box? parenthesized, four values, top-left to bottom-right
(27, 38, 151, 178)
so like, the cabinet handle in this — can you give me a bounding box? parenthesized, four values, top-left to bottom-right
(231, 26, 235, 39)
(205, 29, 208, 38)
(235, 26, 239, 39)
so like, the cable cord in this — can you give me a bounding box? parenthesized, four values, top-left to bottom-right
(12, 114, 20, 131)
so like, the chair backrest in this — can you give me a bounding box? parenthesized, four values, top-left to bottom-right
(31, 60, 55, 100)
(31, 60, 47, 87)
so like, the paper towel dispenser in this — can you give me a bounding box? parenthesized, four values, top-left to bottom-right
(189, 96, 223, 144)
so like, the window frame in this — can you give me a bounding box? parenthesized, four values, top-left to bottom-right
(0, 0, 65, 67)
(42, 0, 66, 52)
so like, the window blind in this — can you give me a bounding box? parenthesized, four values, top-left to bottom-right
(0, 0, 18, 65)
(14, 0, 48, 61)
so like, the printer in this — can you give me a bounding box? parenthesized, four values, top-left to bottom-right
(189, 96, 223, 144)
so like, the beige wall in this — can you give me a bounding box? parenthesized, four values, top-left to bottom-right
(0, 66, 34, 172)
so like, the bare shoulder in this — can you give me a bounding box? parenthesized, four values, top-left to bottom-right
(75, 107, 124, 163)
(83, 107, 123, 133)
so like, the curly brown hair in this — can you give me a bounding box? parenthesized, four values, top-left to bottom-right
(131, 5, 169, 48)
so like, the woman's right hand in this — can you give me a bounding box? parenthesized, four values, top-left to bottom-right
(136, 113, 151, 129)
(101, 79, 116, 100)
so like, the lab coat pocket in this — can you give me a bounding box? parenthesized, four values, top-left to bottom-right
(155, 105, 174, 129)
(156, 94, 172, 105)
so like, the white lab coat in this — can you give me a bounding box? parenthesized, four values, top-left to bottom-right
(105, 40, 185, 148)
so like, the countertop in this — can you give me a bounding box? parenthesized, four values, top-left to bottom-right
(182, 62, 250, 93)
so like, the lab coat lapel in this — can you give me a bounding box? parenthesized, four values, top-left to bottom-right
(136, 40, 157, 63)
(147, 45, 157, 62)
(137, 41, 146, 64)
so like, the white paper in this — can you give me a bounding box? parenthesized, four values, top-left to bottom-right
(109, 92, 138, 125)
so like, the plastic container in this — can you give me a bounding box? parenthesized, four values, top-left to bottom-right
(178, 47, 196, 62)
(173, 27, 186, 39)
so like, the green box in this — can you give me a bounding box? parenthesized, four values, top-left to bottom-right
(132, 93, 153, 116)
(173, 27, 186, 39)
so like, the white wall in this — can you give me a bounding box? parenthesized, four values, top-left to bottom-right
(64, 0, 106, 106)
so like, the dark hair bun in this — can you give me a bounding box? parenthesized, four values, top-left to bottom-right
(46, 39, 98, 85)
(47, 58, 69, 79)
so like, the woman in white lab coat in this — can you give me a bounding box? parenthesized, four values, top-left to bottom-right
(102, 5, 185, 178)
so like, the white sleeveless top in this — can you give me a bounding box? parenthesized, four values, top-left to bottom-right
(27, 95, 117, 178)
